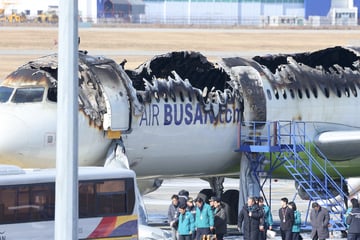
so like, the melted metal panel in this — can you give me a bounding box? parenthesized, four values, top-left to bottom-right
(125, 51, 243, 119)
(251, 46, 360, 99)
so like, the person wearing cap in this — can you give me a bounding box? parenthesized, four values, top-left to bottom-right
(238, 196, 264, 240)
(177, 204, 195, 240)
(212, 196, 227, 240)
(178, 189, 190, 206)
(310, 202, 330, 240)
(209, 196, 216, 212)
(194, 197, 214, 240)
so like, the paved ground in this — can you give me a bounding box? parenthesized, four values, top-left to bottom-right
(1, 26, 360, 78)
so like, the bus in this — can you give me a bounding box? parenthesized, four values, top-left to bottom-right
(0, 165, 138, 239)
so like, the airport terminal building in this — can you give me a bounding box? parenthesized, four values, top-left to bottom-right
(138, 0, 360, 26)
(1, 0, 359, 26)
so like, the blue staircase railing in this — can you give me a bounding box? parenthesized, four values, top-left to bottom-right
(237, 120, 349, 231)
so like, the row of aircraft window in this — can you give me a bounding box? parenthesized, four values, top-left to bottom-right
(267, 85, 358, 100)
(2, 84, 359, 104)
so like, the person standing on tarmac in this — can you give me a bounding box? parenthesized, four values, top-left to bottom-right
(288, 201, 301, 240)
(211, 196, 227, 240)
(346, 198, 360, 240)
(177, 204, 195, 240)
(310, 202, 330, 240)
(194, 197, 214, 240)
(168, 194, 180, 240)
(237, 196, 264, 240)
(258, 196, 273, 240)
(279, 197, 294, 240)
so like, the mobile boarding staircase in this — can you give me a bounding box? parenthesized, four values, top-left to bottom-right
(236, 121, 349, 231)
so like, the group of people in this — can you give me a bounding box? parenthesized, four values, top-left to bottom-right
(237, 196, 360, 240)
(237, 196, 274, 240)
(237, 196, 332, 240)
(169, 191, 360, 240)
(168, 190, 227, 240)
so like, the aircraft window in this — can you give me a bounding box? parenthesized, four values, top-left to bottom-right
(297, 89, 303, 99)
(312, 87, 318, 98)
(274, 89, 279, 100)
(305, 88, 310, 99)
(179, 92, 185, 102)
(266, 89, 272, 100)
(47, 88, 57, 102)
(0, 86, 14, 103)
(351, 87, 357, 97)
(336, 88, 341, 98)
(11, 87, 44, 103)
(324, 88, 329, 98)
(289, 89, 295, 99)
(344, 87, 350, 97)
(282, 89, 287, 99)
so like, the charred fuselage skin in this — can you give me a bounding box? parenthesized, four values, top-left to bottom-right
(1, 47, 360, 179)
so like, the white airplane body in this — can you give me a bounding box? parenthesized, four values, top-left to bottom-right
(1, 46, 360, 195)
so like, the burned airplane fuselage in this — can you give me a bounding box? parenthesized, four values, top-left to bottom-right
(1, 46, 360, 178)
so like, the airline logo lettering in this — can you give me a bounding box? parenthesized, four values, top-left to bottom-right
(139, 103, 241, 126)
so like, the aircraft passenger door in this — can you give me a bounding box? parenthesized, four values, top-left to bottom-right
(91, 64, 131, 131)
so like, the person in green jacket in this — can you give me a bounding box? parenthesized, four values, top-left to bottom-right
(194, 197, 214, 240)
(258, 196, 273, 240)
(177, 204, 195, 240)
(288, 201, 302, 240)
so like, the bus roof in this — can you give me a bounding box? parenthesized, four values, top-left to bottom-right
(0, 165, 136, 185)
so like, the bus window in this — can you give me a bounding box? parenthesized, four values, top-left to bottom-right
(79, 182, 95, 217)
(0, 86, 14, 103)
(95, 180, 127, 216)
(0, 183, 55, 224)
(11, 87, 44, 103)
(30, 184, 55, 220)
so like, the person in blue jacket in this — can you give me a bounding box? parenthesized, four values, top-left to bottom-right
(288, 201, 301, 240)
(258, 196, 273, 240)
(194, 197, 214, 240)
(177, 204, 195, 240)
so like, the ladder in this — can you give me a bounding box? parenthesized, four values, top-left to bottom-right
(237, 121, 349, 230)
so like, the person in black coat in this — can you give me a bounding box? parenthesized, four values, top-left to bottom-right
(346, 198, 360, 240)
(237, 196, 264, 240)
(278, 197, 294, 240)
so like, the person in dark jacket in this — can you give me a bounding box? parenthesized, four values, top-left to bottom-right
(212, 196, 227, 240)
(168, 194, 180, 240)
(279, 197, 294, 240)
(237, 196, 264, 240)
(258, 196, 273, 240)
(310, 202, 330, 240)
(288, 201, 301, 240)
(346, 198, 360, 240)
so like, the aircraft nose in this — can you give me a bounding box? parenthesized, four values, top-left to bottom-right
(0, 113, 28, 161)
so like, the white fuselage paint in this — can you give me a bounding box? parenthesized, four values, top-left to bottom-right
(1, 64, 360, 180)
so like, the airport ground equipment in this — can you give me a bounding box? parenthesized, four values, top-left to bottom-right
(237, 120, 349, 231)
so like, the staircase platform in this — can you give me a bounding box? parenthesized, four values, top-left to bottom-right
(236, 121, 349, 231)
